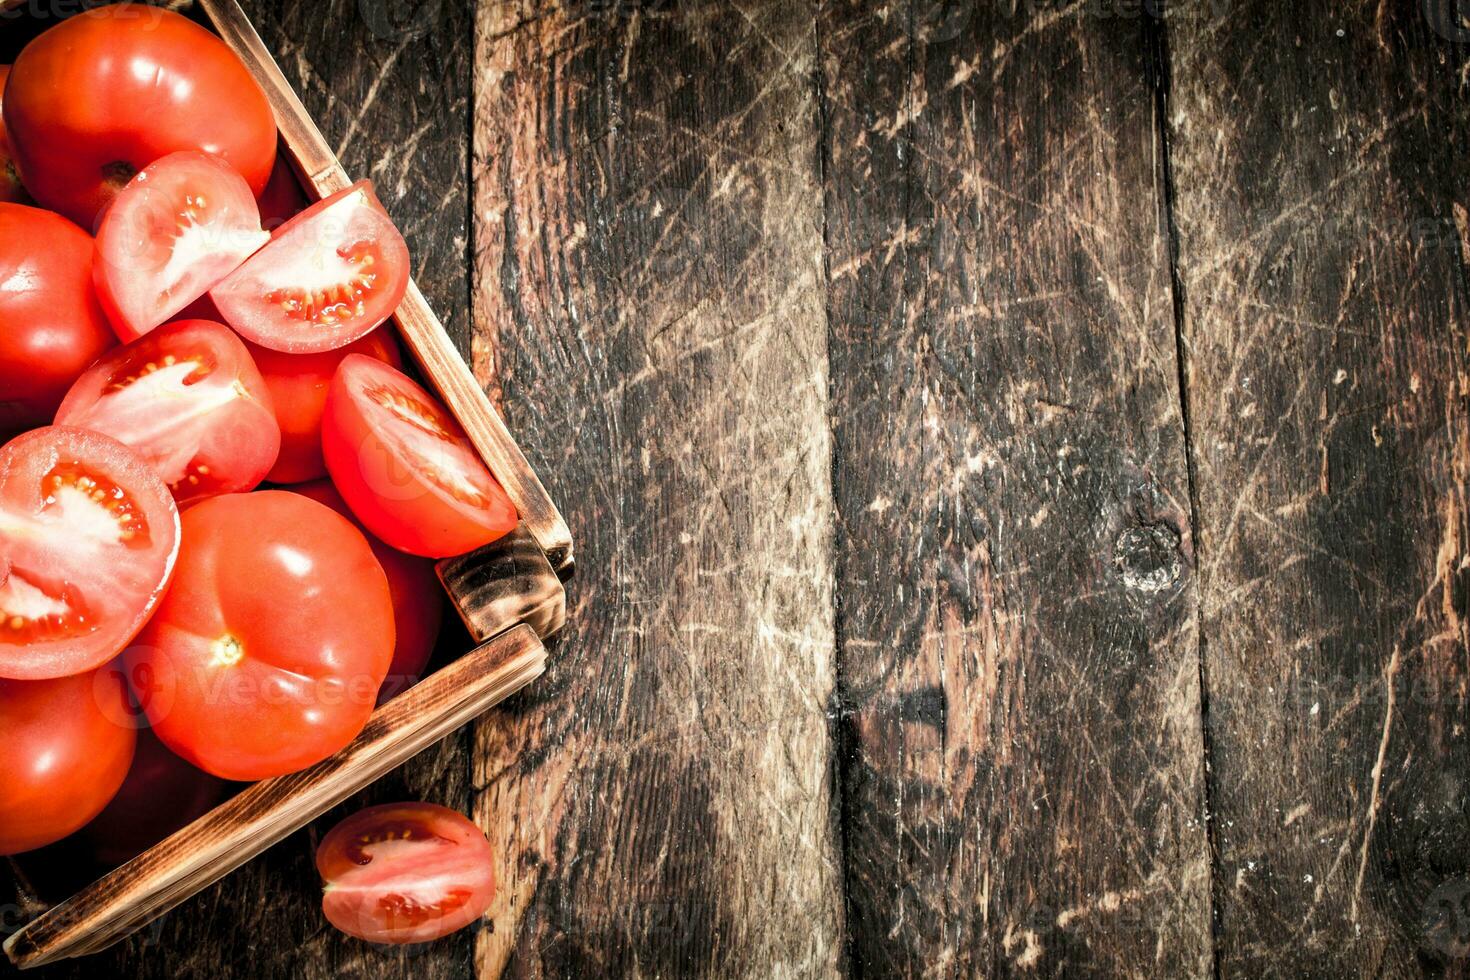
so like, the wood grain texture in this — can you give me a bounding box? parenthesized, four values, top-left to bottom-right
(820, 1, 1212, 975)
(468, 1, 843, 976)
(1165, 0, 1470, 974)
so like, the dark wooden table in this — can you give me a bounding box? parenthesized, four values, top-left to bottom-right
(6, 0, 1470, 976)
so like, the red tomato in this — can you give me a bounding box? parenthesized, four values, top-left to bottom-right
(2, 5, 276, 228)
(79, 725, 224, 866)
(317, 802, 496, 944)
(257, 154, 308, 231)
(0, 66, 27, 204)
(293, 480, 443, 699)
(56, 319, 280, 504)
(0, 203, 116, 436)
(94, 151, 269, 342)
(0, 427, 180, 681)
(322, 356, 517, 558)
(249, 329, 402, 484)
(126, 491, 393, 781)
(0, 669, 137, 855)
(211, 181, 410, 354)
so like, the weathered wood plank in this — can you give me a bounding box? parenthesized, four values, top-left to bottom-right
(819, 1, 1213, 975)
(1165, 0, 1470, 973)
(2, 2, 479, 978)
(469, 1, 842, 976)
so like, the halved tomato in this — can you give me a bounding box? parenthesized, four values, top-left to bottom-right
(0, 427, 180, 681)
(322, 356, 517, 558)
(317, 802, 496, 944)
(94, 151, 269, 343)
(211, 181, 410, 354)
(0, 66, 27, 204)
(55, 320, 281, 504)
(248, 329, 401, 484)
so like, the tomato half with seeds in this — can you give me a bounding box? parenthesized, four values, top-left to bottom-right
(0, 669, 136, 855)
(317, 802, 496, 944)
(0, 67, 27, 204)
(293, 480, 443, 699)
(94, 151, 270, 343)
(211, 181, 410, 354)
(0, 203, 116, 437)
(248, 329, 401, 484)
(2, 5, 276, 228)
(127, 491, 393, 781)
(56, 320, 280, 504)
(0, 427, 180, 681)
(322, 356, 517, 558)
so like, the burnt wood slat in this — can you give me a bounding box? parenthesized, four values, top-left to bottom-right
(468, 1, 843, 976)
(1165, 0, 1470, 973)
(819, 1, 1213, 975)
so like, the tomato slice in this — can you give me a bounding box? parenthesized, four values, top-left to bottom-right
(55, 319, 281, 504)
(211, 181, 410, 354)
(0, 427, 180, 681)
(317, 802, 496, 944)
(0, 669, 136, 855)
(292, 480, 443, 700)
(247, 329, 402, 484)
(322, 356, 517, 558)
(94, 151, 270, 343)
(127, 491, 393, 781)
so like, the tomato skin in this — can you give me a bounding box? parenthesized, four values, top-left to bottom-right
(2, 5, 277, 229)
(56, 319, 281, 504)
(317, 802, 496, 944)
(323, 356, 518, 558)
(0, 204, 116, 436)
(0, 426, 181, 681)
(210, 181, 410, 354)
(78, 724, 224, 866)
(127, 491, 394, 781)
(249, 329, 402, 484)
(0, 67, 28, 204)
(256, 154, 307, 231)
(292, 480, 443, 699)
(93, 151, 270, 342)
(0, 669, 136, 855)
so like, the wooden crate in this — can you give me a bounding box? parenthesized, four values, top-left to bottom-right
(1, 0, 570, 967)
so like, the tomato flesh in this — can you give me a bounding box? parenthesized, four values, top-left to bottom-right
(0, 203, 116, 436)
(323, 356, 518, 558)
(56, 319, 280, 504)
(0, 427, 180, 681)
(248, 329, 401, 484)
(0, 66, 27, 204)
(317, 802, 496, 944)
(127, 491, 393, 781)
(211, 181, 410, 354)
(94, 151, 269, 342)
(292, 480, 443, 700)
(0, 669, 136, 855)
(2, 6, 276, 228)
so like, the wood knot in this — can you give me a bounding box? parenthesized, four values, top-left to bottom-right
(1113, 523, 1182, 594)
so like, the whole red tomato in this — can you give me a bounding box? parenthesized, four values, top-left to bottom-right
(0, 66, 27, 204)
(292, 480, 444, 699)
(79, 725, 224, 866)
(0, 669, 137, 856)
(2, 4, 277, 228)
(0, 203, 116, 436)
(126, 491, 394, 781)
(317, 803, 497, 944)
